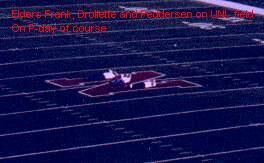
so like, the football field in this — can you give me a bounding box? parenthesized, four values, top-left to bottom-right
(0, 0, 264, 162)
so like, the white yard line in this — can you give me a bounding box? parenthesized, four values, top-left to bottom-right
(0, 103, 264, 137)
(1, 86, 264, 116)
(195, 0, 264, 16)
(1, 32, 263, 54)
(1, 69, 264, 98)
(0, 32, 263, 67)
(155, 146, 264, 162)
(0, 51, 263, 81)
(0, 123, 263, 160)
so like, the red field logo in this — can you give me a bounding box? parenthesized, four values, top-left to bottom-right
(46, 70, 202, 97)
